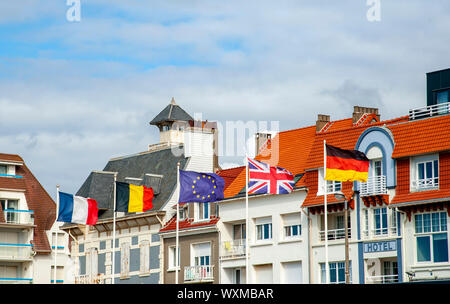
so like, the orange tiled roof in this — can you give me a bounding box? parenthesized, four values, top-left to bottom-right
(388, 114, 450, 158)
(0, 153, 24, 163)
(390, 189, 450, 206)
(217, 166, 245, 190)
(159, 215, 219, 233)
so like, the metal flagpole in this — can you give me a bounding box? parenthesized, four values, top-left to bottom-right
(54, 185, 60, 284)
(324, 140, 329, 284)
(176, 162, 180, 284)
(245, 154, 249, 284)
(111, 173, 117, 284)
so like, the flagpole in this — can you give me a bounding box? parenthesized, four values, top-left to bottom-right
(245, 154, 249, 284)
(112, 173, 117, 284)
(324, 140, 329, 284)
(54, 185, 60, 284)
(176, 162, 180, 284)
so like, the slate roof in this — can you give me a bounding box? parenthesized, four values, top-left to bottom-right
(76, 147, 189, 220)
(149, 99, 194, 125)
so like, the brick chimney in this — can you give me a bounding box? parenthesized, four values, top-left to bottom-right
(352, 106, 380, 124)
(316, 114, 330, 132)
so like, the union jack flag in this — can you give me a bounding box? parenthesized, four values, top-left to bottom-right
(247, 158, 295, 194)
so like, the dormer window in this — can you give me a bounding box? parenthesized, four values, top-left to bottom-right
(411, 155, 439, 192)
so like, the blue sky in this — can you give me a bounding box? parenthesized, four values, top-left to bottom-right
(0, 0, 449, 198)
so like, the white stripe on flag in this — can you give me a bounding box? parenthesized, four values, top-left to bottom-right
(71, 196, 89, 224)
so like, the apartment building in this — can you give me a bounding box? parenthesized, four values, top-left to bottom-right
(0, 153, 70, 284)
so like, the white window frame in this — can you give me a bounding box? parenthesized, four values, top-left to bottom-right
(410, 154, 439, 192)
(414, 211, 448, 264)
(0, 199, 19, 223)
(191, 242, 212, 267)
(168, 246, 180, 271)
(195, 202, 210, 222)
(320, 261, 352, 284)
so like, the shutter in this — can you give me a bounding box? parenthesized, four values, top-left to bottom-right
(281, 262, 302, 283)
(254, 264, 273, 284)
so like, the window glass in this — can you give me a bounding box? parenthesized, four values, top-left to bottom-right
(0, 165, 6, 175)
(433, 233, 449, 263)
(423, 214, 431, 233)
(437, 90, 449, 104)
(415, 214, 423, 233)
(417, 236, 431, 262)
(432, 213, 440, 232)
(441, 212, 447, 231)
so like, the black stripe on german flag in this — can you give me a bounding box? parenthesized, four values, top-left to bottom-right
(325, 144, 369, 182)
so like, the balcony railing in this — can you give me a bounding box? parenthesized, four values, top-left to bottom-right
(360, 176, 387, 197)
(184, 265, 214, 283)
(0, 244, 33, 260)
(74, 274, 105, 284)
(363, 226, 397, 239)
(319, 228, 351, 241)
(411, 178, 439, 191)
(366, 274, 398, 284)
(0, 278, 32, 284)
(220, 239, 246, 259)
(2, 210, 34, 225)
(409, 102, 450, 120)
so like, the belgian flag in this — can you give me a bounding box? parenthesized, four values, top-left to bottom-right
(116, 182, 153, 212)
(325, 144, 369, 182)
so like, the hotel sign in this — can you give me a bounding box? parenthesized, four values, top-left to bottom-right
(364, 240, 397, 253)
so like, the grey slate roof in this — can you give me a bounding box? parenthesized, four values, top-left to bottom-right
(149, 100, 194, 125)
(76, 146, 189, 220)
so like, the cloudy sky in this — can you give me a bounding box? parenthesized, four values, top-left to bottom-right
(1, 0, 449, 198)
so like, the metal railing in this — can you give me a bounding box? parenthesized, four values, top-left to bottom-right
(74, 274, 105, 284)
(411, 178, 439, 191)
(184, 265, 214, 283)
(0, 278, 32, 284)
(366, 274, 398, 284)
(409, 102, 450, 120)
(319, 228, 351, 241)
(363, 226, 397, 239)
(2, 210, 34, 225)
(220, 239, 246, 259)
(360, 176, 387, 197)
(0, 244, 33, 260)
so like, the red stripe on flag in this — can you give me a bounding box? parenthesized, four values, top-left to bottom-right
(86, 198, 98, 225)
(142, 186, 153, 212)
(327, 155, 369, 172)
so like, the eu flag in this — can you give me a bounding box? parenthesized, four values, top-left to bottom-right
(179, 170, 225, 203)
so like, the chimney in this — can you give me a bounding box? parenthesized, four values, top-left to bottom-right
(352, 106, 380, 124)
(316, 114, 330, 132)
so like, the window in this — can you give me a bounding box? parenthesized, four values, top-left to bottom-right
(140, 240, 150, 274)
(192, 242, 211, 266)
(197, 203, 210, 220)
(233, 223, 246, 240)
(415, 159, 439, 190)
(178, 206, 187, 220)
(320, 261, 352, 284)
(285, 225, 301, 238)
(0, 199, 18, 223)
(169, 246, 180, 270)
(327, 180, 342, 193)
(437, 90, 449, 104)
(374, 208, 388, 235)
(256, 223, 272, 241)
(234, 268, 241, 284)
(0, 165, 6, 175)
(415, 212, 448, 263)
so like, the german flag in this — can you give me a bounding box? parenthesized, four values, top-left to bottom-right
(116, 182, 153, 213)
(325, 144, 369, 182)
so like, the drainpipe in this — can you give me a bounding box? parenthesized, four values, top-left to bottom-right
(301, 206, 313, 283)
(396, 207, 408, 282)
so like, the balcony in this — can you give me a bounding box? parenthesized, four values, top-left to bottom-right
(411, 177, 439, 191)
(0, 244, 33, 261)
(409, 102, 450, 120)
(319, 228, 351, 241)
(1, 210, 34, 226)
(74, 274, 105, 284)
(220, 239, 246, 260)
(0, 278, 32, 284)
(366, 274, 398, 284)
(363, 227, 397, 239)
(184, 265, 214, 283)
(360, 176, 387, 197)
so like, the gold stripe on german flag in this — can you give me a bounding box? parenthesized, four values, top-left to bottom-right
(325, 144, 369, 182)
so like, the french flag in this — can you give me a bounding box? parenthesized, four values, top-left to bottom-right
(57, 192, 98, 225)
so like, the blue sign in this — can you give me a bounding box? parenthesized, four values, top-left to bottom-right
(364, 240, 396, 253)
